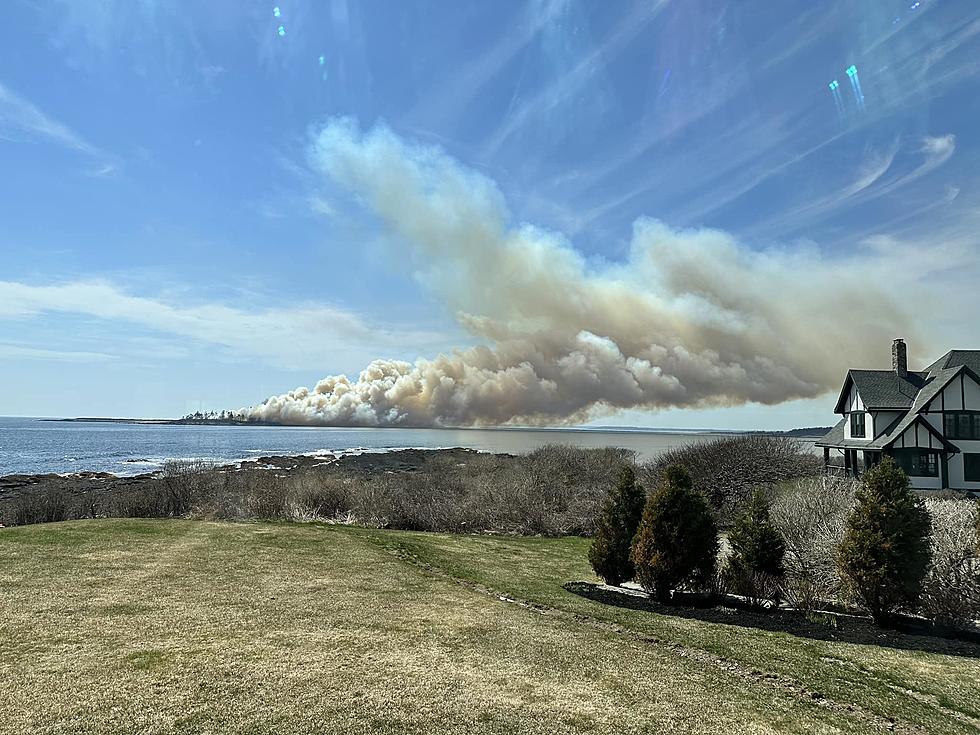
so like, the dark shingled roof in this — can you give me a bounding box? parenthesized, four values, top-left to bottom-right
(815, 419, 845, 448)
(820, 367, 965, 451)
(834, 369, 929, 412)
(925, 350, 980, 376)
(867, 366, 971, 453)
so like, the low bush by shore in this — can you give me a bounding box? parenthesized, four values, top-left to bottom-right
(0, 436, 822, 536)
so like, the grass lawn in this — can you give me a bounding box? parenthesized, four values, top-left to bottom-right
(1, 520, 978, 734)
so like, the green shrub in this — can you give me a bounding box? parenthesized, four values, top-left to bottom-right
(630, 465, 719, 602)
(838, 457, 931, 625)
(724, 489, 785, 606)
(728, 489, 786, 577)
(588, 466, 646, 585)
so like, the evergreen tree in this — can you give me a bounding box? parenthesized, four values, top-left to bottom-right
(838, 457, 932, 624)
(728, 489, 785, 577)
(630, 465, 719, 602)
(724, 489, 785, 604)
(588, 466, 646, 585)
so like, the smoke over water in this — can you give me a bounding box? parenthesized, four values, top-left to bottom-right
(246, 119, 917, 427)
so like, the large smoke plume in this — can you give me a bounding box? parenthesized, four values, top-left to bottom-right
(246, 119, 917, 427)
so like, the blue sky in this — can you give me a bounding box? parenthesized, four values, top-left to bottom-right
(1, 0, 979, 428)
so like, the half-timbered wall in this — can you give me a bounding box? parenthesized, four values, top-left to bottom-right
(843, 385, 871, 441)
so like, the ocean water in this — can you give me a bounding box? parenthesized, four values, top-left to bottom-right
(0, 416, 814, 477)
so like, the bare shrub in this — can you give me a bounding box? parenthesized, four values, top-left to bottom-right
(105, 481, 169, 518)
(290, 474, 354, 522)
(501, 445, 634, 535)
(245, 474, 296, 520)
(208, 472, 250, 520)
(4, 445, 660, 536)
(640, 436, 822, 523)
(724, 570, 783, 609)
(347, 474, 398, 528)
(308, 445, 633, 535)
(921, 498, 980, 630)
(8, 485, 72, 525)
(770, 475, 857, 610)
(159, 460, 221, 517)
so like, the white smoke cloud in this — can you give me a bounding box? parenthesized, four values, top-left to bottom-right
(247, 119, 925, 427)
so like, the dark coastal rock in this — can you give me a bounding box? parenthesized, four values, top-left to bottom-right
(331, 447, 485, 474)
(0, 447, 491, 514)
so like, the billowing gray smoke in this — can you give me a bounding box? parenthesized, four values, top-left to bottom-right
(246, 119, 919, 427)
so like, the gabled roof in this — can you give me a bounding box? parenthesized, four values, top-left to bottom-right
(833, 369, 929, 413)
(925, 350, 980, 377)
(819, 365, 972, 451)
(864, 366, 965, 452)
(869, 415, 959, 453)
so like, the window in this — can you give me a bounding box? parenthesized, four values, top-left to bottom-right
(892, 449, 939, 477)
(850, 412, 866, 438)
(943, 412, 980, 439)
(965, 454, 980, 482)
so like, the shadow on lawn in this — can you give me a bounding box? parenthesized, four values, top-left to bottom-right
(564, 582, 980, 659)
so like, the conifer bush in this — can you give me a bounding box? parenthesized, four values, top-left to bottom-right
(630, 465, 718, 602)
(588, 466, 646, 585)
(838, 457, 932, 625)
(724, 489, 785, 606)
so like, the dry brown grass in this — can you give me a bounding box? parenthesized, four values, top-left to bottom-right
(1, 519, 878, 734)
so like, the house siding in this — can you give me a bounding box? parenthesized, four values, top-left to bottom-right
(941, 373, 980, 491)
(874, 410, 903, 436)
(893, 421, 935, 450)
(922, 412, 943, 432)
(948, 442, 980, 492)
(935, 373, 980, 412)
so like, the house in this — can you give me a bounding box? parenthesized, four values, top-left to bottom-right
(816, 339, 980, 491)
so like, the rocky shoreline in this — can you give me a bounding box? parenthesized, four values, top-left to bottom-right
(0, 447, 492, 508)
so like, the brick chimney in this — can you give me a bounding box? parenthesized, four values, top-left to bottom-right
(892, 338, 908, 378)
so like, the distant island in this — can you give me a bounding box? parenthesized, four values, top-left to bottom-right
(45, 411, 276, 427)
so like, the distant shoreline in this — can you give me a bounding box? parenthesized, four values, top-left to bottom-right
(42, 417, 281, 427)
(39, 417, 831, 437)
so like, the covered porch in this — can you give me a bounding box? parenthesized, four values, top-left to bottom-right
(821, 445, 955, 488)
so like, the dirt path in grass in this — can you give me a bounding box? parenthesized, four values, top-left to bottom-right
(377, 541, 971, 735)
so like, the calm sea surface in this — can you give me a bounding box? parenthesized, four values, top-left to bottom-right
(0, 417, 817, 477)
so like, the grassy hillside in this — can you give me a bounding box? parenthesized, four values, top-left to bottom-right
(1, 520, 978, 734)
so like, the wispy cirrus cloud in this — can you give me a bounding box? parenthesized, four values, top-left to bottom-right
(748, 134, 956, 239)
(0, 81, 102, 156)
(0, 280, 455, 370)
(0, 343, 116, 363)
(404, 0, 571, 130)
(480, 0, 669, 159)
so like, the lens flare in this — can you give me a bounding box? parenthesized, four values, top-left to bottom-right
(828, 79, 845, 120)
(845, 65, 866, 111)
